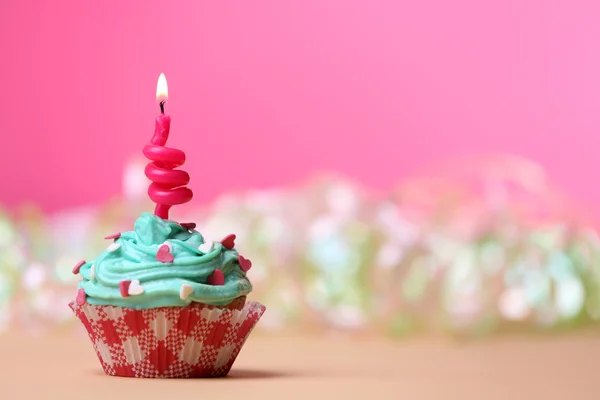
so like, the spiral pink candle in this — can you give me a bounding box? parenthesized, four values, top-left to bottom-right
(142, 74, 193, 220)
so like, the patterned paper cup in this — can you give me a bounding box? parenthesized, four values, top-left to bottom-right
(69, 299, 266, 378)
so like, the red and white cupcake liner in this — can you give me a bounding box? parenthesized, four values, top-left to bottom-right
(69, 298, 265, 378)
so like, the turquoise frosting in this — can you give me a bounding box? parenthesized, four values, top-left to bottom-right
(77, 212, 252, 309)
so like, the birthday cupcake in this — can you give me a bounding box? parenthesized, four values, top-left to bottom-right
(69, 74, 265, 378)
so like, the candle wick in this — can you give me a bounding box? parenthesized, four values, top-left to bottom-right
(159, 101, 166, 115)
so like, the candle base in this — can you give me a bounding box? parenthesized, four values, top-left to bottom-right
(154, 204, 171, 220)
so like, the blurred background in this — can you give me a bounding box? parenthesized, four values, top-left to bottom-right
(1, 0, 600, 339)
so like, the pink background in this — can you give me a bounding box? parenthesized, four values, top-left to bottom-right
(1, 1, 599, 213)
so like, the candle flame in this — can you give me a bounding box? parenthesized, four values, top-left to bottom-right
(156, 73, 168, 102)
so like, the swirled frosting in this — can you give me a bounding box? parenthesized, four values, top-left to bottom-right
(76, 212, 252, 309)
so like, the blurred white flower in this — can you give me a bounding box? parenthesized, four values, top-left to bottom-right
(308, 236, 357, 274)
(376, 242, 404, 270)
(308, 216, 339, 240)
(446, 289, 482, 320)
(326, 184, 359, 217)
(122, 157, 149, 202)
(522, 270, 551, 309)
(47, 208, 96, 255)
(22, 262, 47, 291)
(555, 277, 584, 319)
(499, 287, 529, 321)
(376, 202, 418, 246)
(425, 234, 461, 266)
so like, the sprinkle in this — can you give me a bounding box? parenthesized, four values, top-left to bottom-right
(128, 280, 144, 296)
(107, 243, 121, 252)
(89, 264, 95, 280)
(180, 284, 194, 300)
(72, 260, 86, 275)
(156, 244, 174, 263)
(104, 232, 121, 240)
(119, 280, 131, 297)
(76, 288, 86, 306)
(180, 222, 196, 230)
(119, 279, 144, 296)
(208, 269, 225, 286)
(238, 255, 252, 272)
(220, 234, 236, 250)
(198, 239, 214, 254)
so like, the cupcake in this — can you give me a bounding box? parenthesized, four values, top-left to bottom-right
(70, 212, 265, 378)
(70, 73, 265, 377)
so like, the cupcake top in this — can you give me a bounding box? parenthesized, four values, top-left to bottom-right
(74, 212, 253, 309)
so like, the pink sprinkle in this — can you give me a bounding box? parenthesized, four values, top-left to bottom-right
(72, 260, 86, 275)
(119, 280, 131, 297)
(208, 269, 225, 286)
(220, 234, 236, 250)
(180, 222, 196, 230)
(76, 288, 86, 305)
(104, 232, 121, 240)
(156, 244, 174, 263)
(238, 255, 252, 272)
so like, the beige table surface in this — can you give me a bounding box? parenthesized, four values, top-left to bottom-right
(0, 331, 599, 400)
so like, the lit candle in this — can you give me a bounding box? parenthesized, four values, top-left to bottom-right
(143, 73, 193, 220)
